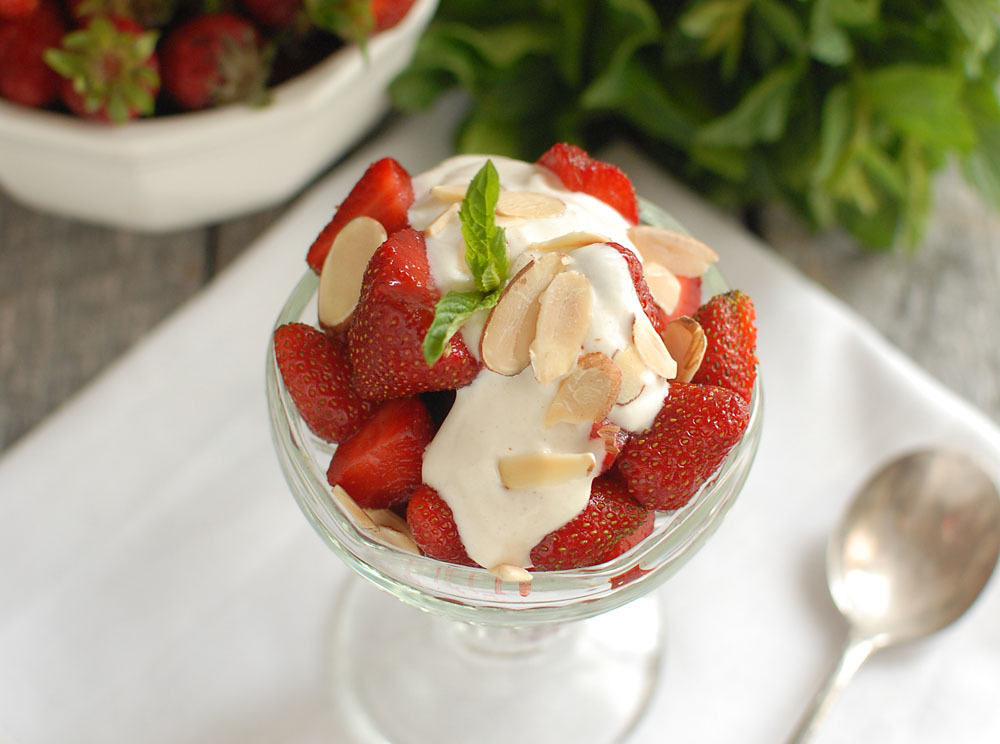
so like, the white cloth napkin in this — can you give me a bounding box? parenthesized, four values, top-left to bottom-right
(1, 97, 998, 744)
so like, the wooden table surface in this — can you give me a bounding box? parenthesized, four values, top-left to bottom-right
(1, 149, 998, 454)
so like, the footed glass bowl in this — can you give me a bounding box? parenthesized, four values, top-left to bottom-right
(265, 202, 762, 743)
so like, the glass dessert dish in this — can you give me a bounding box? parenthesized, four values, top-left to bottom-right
(266, 197, 763, 744)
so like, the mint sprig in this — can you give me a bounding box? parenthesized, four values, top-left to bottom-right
(422, 160, 508, 366)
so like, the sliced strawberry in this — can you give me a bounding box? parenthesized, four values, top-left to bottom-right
(347, 227, 480, 401)
(608, 242, 669, 335)
(529, 475, 649, 571)
(591, 419, 629, 475)
(537, 143, 639, 224)
(598, 510, 655, 563)
(306, 157, 414, 274)
(692, 290, 758, 403)
(326, 396, 433, 509)
(273, 322, 376, 443)
(615, 381, 750, 511)
(406, 484, 476, 566)
(664, 275, 702, 322)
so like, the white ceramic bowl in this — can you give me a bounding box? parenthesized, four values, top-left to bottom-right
(0, 0, 438, 232)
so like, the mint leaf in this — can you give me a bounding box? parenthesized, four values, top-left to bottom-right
(423, 290, 499, 366)
(460, 159, 508, 293)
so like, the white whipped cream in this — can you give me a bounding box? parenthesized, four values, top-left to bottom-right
(412, 155, 672, 569)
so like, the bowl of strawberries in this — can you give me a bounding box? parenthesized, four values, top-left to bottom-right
(266, 143, 762, 743)
(0, 0, 437, 231)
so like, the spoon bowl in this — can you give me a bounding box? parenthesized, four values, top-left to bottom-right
(788, 448, 1000, 743)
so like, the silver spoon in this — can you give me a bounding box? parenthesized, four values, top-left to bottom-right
(787, 448, 1000, 743)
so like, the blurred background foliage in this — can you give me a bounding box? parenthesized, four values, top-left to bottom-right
(391, 0, 1000, 250)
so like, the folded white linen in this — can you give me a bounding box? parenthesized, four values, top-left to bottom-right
(1, 97, 997, 744)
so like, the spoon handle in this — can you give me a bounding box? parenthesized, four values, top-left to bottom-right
(784, 632, 877, 744)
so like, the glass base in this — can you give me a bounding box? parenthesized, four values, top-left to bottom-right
(328, 578, 665, 744)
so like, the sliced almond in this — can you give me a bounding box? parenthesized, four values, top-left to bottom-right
(430, 183, 468, 203)
(594, 422, 624, 457)
(365, 508, 410, 533)
(612, 345, 646, 404)
(545, 352, 621, 426)
(331, 485, 377, 531)
(528, 231, 610, 252)
(490, 564, 533, 583)
(643, 262, 681, 315)
(498, 452, 597, 489)
(425, 202, 460, 237)
(627, 225, 719, 277)
(495, 215, 528, 229)
(480, 252, 566, 375)
(633, 314, 677, 380)
(661, 316, 707, 383)
(496, 191, 566, 219)
(373, 526, 421, 554)
(529, 271, 593, 383)
(317, 216, 388, 329)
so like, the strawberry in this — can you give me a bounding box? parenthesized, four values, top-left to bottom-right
(45, 14, 159, 122)
(530, 475, 649, 571)
(692, 290, 758, 403)
(371, 0, 413, 31)
(591, 419, 629, 475)
(68, 0, 178, 28)
(326, 396, 433, 509)
(537, 142, 639, 224)
(304, 0, 415, 45)
(347, 227, 480, 401)
(241, 0, 301, 27)
(599, 510, 655, 563)
(0, 0, 64, 107)
(609, 242, 669, 335)
(615, 381, 750, 511)
(160, 13, 271, 111)
(306, 157, 414, 274)
(0, 0, 37, 20)
(664, 275, 702, 322)
(273, 322, 376, 443)
(406, 484, 476, 566)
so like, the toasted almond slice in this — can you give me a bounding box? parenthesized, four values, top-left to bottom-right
(495, 215, 528, 229)
(331, 485, 378, 531)
(373, 525, 421, 554)
(661, 316, 707, 383)
(612, 345, 646, 404)
(594, 422, 624, 457)
(430, 183, 468, 203)
(498, 452, 597, 489)
(365, 508, 409, 533)
(480, 252, 566, 375)
(633, 314, 677, 379)
(627, 225, 719, 277)
(529, 271, 593, 383)
(425, 202, 460, 237)
(496, 191, 566, 219)
(490, 564, 533, 583)
(317, 216, 388, 329)
(527, 231, 610, 252)
(643, 262, 681, 315)
(545, 352, 622, 426)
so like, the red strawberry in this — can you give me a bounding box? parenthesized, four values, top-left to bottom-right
(273, 322, 377, 443)
(160, 13, 270, 111)
(68, 0, 179, 28)
(45, 15, 160, 122)
(406, 484, 476, 566)
(664, 275, 702, 322)
(326, 396, 433, 509)
(347, 227, 480, 401)
(692, 290, 758, 403)
(609, 242, 669, 335)
(306, 157, 414, 274)
(530, 475, 649, 571)
(305, 0, 415, 44)
(615, 381, 750, 511)
(0, 0, 38, 20)
(537, 143, 639, 224)
(241, 0, 301, 27)
(591, 419, 629, 475)
(371, 0, 414, 31)
(599, 510, 655, 563)
(0, 0, 64, 107)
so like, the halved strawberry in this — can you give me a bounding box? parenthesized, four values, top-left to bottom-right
(665, 275, 702, 322)
(306, 157, 414, 274)
(530, 475, 649, 571)
(615, 381, 750, 511)
(273, 322, 376, 443)
(692, 290, 758, 403)
(326, 396, 432, 509)
(347, 227, 480, 401)
(598, 510, 655, 563)
(537, 143, 639, 224)
(608, 242, 669, 335)
(406, 484, 476, 566)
